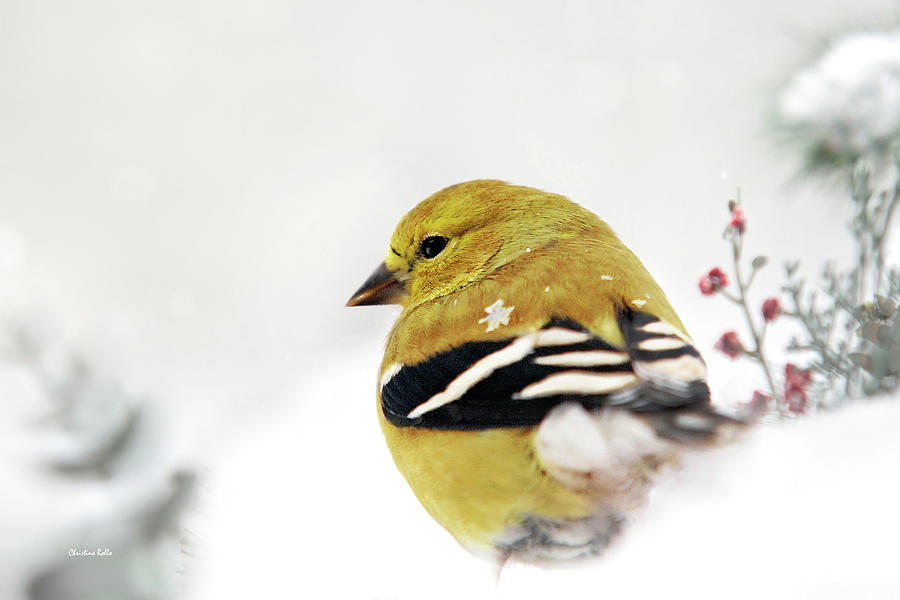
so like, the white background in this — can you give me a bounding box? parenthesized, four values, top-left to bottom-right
(1, 1, 899, 598)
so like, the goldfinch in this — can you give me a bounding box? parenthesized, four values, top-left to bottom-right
(347, 180, 743, 563)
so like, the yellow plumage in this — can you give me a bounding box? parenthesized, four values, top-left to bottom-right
(348, 180, 740, 562)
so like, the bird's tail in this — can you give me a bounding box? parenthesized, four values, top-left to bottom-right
(639, 403, 754, 446)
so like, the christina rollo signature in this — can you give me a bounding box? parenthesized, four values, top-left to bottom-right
(68, 548, 113, 557)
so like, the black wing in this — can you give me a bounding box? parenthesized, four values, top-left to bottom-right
(380, 311, 722, 436)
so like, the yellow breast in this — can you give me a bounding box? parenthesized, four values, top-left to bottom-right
(377, 409, 591, 553)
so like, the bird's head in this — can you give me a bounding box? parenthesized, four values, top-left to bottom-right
(346, 180, 596, 308)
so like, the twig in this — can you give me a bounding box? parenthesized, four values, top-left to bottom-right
(730, 232, 781, 410)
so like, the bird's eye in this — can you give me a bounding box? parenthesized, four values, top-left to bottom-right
(420, 236, 448, 259)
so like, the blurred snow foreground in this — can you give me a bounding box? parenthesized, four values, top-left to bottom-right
(0, 318, 195, 600)
(193, 349, 900, 600)
(778, 29, 900, 166)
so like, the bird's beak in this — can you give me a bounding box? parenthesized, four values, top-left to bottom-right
(346, 262, 406, 306)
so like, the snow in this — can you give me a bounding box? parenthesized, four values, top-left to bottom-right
(192, 354, 900, 599)
(478, 299, 515, 332)
(778, 29, 900, 156)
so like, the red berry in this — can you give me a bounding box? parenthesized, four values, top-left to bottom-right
(761, 297, 781, 322)
(699, 267, 728, 295)
(715, 331, 744, 359)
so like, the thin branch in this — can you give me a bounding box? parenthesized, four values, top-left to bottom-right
(731, 233, 780, 405)
(874, 171, 900, 296)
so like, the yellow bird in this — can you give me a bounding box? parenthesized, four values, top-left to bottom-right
(347, 180, 742, 563)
